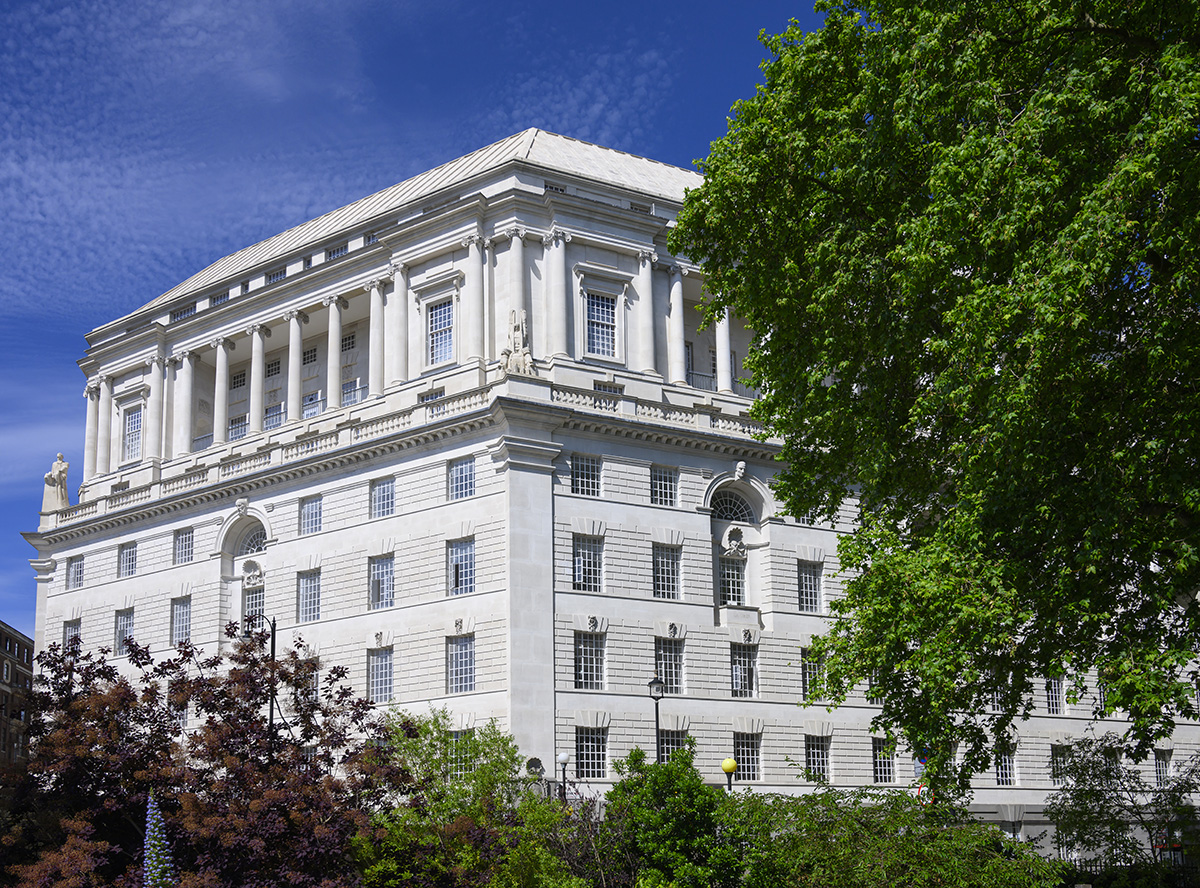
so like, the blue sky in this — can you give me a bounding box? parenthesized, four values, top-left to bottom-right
(0, 0, 825, 640)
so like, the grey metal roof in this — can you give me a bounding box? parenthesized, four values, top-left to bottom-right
(137, 130, 702, 317)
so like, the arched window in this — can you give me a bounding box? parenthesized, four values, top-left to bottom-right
(238, 525, 267, 556)
(711, 490, 755, 523)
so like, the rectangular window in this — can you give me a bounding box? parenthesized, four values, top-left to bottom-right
(798, 561, 822, 613)
(658, 729, 688, 763)
(730, 643, 757, 698)
(264, 403, 285, 429)
(364, 231, 379, 246)
(240, 280, 250, 294)
(804, 735, 831, 782)
(118, 542, 138, 578)
(718, 557, 745, 606)
(1156, 749, 1172, 787)
(62, 619, 81, 647)
(123, 406, 143, 462)
(243, 585, 264, 622)
(66, 557, 84, 590)
(369, 555, 394, 610)
(995, 747, 1016, 786)
(302, 346, 318, 365)
(1046, 677, 1064, 715)
(114, 608, 134, 652)
(266, 267, 286, 284)
(326, 244, 348, 261)
(575, 726, 607, 778)
(448, 538, 476, 595)
(265, 358, 281, 378)
(370, 478, 395, 518)
(173, 528, 194, 565)
(586, 292, 616, 357)
(572, 536, 603, 593)
(230, 369, 246, 390)
(171, 597, 191, 647)
(302, 391, 322, 418)
(228, 414, 249, 441)
(574, 632, 605, 690)
(1050, 745, 1070, 786)
(655, 637, 685, 694)
(211, 292, 229, 306)
(873, 738, 895, 784)
(449, 729, 475, 779)
(800, 648, 823, 702)
(650, 466, 677, 506)
(341, 332, 356, 352)
(368, 648, 393, 703)
(448, 457, 475, 500)
(652, 544, 681, 600)
(299, 496, 322, 535)
(428, 299, 454, 364)
(298, 571, 321, 623)
(170, 303, 196, 322)
(420, 388, 447, 417)
(733, 732, 761, 781)
(446, 634, 475, 694)
(571, 455, 601, 496)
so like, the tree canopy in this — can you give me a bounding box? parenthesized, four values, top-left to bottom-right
(671, 0, 1200, 778)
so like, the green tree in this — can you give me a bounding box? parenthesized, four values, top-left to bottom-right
(1044, 733, 1200, 865)
(671, 0, 1200, 778)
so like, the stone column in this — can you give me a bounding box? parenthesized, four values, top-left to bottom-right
(507, 227, 527, 326)
(211, 337, 232, 444)
(96, 376, 113, 475)
(247, 324, 270, 433)
(715, 307, 733, 394)
(633, 249, 658, 374)
(667, 265, 687, 384)
(83, 382, 99, 482)
(173, 352, 195, 455)
(324, 295, 348, 410)
(387, 262, 408, 386)
(144, 355, 165, 460)
(284, 310, 308, 424)
(463, 234, 485, 362)
(544, 228, 572, 358)
(367, 278, 385, 397)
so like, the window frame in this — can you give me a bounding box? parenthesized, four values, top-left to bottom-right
(649, 466, 678, 506)
(804, 735, 831, 782)
(572, 535, 603, 593)
(171, 596, 191, 647)
(798, 560, 822, 613)
(297, 570, 321, 623)
(299, 496, 323, 536)
(368, 647, 394, 703)
(730, 642, 758, 698)
(114, 608, 135, 653)
(655, 637, 685, 694)
(733, 732, 762, 781)
(872, 737, 895, 784)
(575, 726, 607, 779)
(370, 477, 395, 519)
(570, 455, 601, 497)
(446, 634, 476, 694)
(174, 528, 194, 565)
(447, 457, 476, 501)
(652, 543, 681, 600)
(369, 554, 395, 610)
(122, 405, 143, 463)
(573, 631, 605, 690)
(427, 297, 455, 366)
(447, 538, 476, 595)
(117, 542, 138, 578)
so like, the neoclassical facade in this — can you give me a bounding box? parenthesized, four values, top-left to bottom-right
(25, 130, 1195, 840)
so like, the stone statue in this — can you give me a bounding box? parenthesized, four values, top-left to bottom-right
(501, 308, 536, 376)
(42, 453, 70, 512)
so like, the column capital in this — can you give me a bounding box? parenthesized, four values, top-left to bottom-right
(84, 381, 100, 398)
(668, 264, 689, 277)
(504, 226, 527, 242)
(283, 309, 309, 324)
(638, 249, 659, 266)
(322, 295, 349, 310)
(389, 260, 408, 277)
(210, 336, 233, 351)
(483, 237, 494, 251)
(145, 354, 166, 370)
(542, 227, 572, 247)
(461, 233, 483, 250)
(245, 323, 272, 338)
(363, 277, 388, 294)
(171, 349, 195, 364)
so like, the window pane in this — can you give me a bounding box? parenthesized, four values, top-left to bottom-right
(733, 732, 761, 781)
(798, 561, 822, 613)
(368, 648, 393, 703)
(171, 597, 191, 647)
(650, 467, 677, 506)
(299, 496, 322, 535)
(571, 456, 601, 497)
(298, 571, 321, 622)
(805, 735, 830, 782)
(573, 536, 603, 592)
(123, 407, 142, 462)
(369, 555, 394, 609)
(174, 528, 194, 565)
(118, 543, 138, 578)
(448, 457, 475, 500)
(718, 557, 744, 606)
(114, 608, 135, 652)
(448, 539, 476, 595)
(575, 727, 607, 778)
(655, 638, 684, 694)
(371, 478, 395, 518)
(586, 293, 616, 357)
(447, 635, 475, 694)
(428, 299, 454, 364)
(652, 544, 681, 600)
(730, 643, 757, 698)
(574, 632, 605, 690)
(873, 738, 894, 784)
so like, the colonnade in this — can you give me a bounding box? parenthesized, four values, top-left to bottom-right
(79, 230, 733, 485)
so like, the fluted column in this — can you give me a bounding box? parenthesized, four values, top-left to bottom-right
(366, 278, 385, 397)
(211, 337, 232, 444)
(463, 234, 485, 362)
(96, 376, 113, 475)
(634, 249, 658, 374)
(324, 295, 348, 410)
(144, 355, 165, 460)
(284, 310, 308, 424)
(667, 265, 687, 384)
(83, 382, 99, 481)
(173, 352, 195, 455)
(544, 227, 572, 358)
(715, 307, 733, 394)
(247, 324, 270, 433)
(387, 262, 408, 386)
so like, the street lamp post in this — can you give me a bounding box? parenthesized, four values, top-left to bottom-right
(557, 752, 570, 802)
(721, 757, 737, 793)
(647, 674, 665, 763)
(242, 614, 277, 766)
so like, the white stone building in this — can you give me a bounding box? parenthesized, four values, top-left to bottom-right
(24, 130, 1195, 839)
